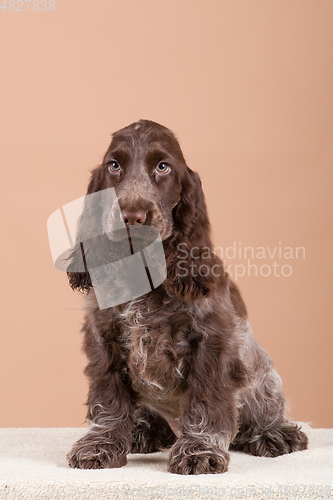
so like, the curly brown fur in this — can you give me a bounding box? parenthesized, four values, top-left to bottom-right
(67, 120, 308, 474)
(131, 407, 177, 454)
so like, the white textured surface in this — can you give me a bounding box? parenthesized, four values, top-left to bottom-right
(0, 424, 332, 499)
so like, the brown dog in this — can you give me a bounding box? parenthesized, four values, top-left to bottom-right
(67, 120, 308, 474)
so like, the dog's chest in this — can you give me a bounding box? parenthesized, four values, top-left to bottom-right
(119, 302, 187, 405)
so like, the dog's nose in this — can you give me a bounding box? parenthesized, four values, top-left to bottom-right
(122, 210, 147, 225)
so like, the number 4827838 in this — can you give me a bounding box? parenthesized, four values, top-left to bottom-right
(0, 0, 55, 11)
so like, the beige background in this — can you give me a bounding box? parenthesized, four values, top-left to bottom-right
(0, 0, 332, 429)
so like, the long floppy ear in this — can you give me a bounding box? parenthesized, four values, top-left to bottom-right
(67, 166, 104, 293)
(164, 167, 224, 300)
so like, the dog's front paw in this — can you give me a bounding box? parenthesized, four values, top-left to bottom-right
(232, 422, 309, 458)
(256, 423, 308, 457)
(67, 433, 127, 469)
(168, 439, 229, 475)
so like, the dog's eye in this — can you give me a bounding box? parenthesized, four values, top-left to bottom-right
(155, 162, 170, 174)
(108, 161, 121, 173)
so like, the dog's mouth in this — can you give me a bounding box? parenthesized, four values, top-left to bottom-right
(102, 226, 164, 264)
(104, 219, 172, 243)
(76, 225, 161, 270)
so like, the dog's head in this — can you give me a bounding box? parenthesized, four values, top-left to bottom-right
(68, 120, 221, 300)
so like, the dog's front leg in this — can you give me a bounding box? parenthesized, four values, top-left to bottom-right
(168, 349, 238, 475)
(68, 362, 134, 469)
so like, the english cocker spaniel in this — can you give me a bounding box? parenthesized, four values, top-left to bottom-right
(67, 119, 308, 474)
